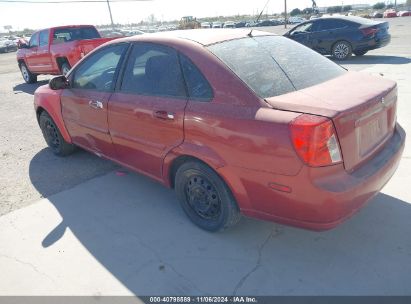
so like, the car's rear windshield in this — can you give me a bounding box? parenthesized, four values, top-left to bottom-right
(207, 35, 346, 98)
(53, 27, 101, 43)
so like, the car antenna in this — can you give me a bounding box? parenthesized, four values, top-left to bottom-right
(250, 0, 270, 37)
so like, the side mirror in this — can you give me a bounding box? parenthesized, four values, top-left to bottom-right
(49, 75, 69, 90)
(18, 43, 29, 49)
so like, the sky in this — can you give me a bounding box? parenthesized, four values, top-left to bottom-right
(0, 0, 403, 30)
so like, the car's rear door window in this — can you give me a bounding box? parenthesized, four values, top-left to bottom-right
(120, 43, 187, 98)
(179, 54, 213, 101)
(207, 35, 345, 98)
(319, 19, 349, 31)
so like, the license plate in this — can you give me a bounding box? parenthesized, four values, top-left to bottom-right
(359, 114, 388, 156)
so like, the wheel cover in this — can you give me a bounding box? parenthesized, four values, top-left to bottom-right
(334, 43, 349, 59)
(185, 175, 221, 220)
(21, 65, 29, 82)
(44, 120, 61, 150)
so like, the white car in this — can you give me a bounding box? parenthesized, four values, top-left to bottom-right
(289, 17, 306, 24)
(212, 22, 223, 28)
(223, 21, 235, 28)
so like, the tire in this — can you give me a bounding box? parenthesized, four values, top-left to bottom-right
(332, 41, 352, 61)
(39, 111, 75, 156)
(175, 161, 241, 232)
(354, 50, 368, 56)
(61, 62, 71, 76)
(20, 62, 37, 84)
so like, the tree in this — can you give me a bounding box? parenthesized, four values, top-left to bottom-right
(386, 4, 394, 9)
(373, 2, 386, 9)
(302, 7, 313, 14)
(290, 8, 301, 16)
(327, 6, 342, 13)
(407, 0, 411, 5)
(343, 5, 352, 12)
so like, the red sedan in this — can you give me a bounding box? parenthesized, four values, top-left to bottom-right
(34, 29, 405, 231)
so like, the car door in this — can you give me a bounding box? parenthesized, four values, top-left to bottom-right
(309, 19, 349, 54)
(108, 43, 188, 180)
(35, 29, 52, 72)
(61, 43, 129, 158)
(25, 32, 39, 71)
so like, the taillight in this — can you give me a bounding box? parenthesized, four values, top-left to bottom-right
(361, 27, 379, 37)
(289, 114, 342, 167)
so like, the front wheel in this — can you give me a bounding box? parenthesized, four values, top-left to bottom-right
(354, 50, 368, 56)
(175, 161, 241, 232)
(39, 111, 75, 156)
(332, 41, 352, 61)
(20, 63, 37, 84)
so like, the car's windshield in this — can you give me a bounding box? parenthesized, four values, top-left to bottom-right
(53, 26, 100, 44)
(207, 35, 346, 98)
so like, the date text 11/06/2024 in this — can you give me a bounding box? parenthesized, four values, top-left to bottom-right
(148, 296, 258, 303)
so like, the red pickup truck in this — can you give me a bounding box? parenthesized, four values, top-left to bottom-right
(17, 25, 114, 83)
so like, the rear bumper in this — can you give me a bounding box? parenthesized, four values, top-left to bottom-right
(220, 123, 405, 231)
(354, 34, 391, 51)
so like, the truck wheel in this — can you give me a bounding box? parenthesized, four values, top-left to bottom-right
(61, 63, 71, 76)
(39, 111, 75, 156)
(20, 63, 37, 84)
(175, 161, 241, 232)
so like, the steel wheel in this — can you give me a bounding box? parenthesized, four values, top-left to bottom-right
(44, 119, 61, 152)
(186, 175, 221, 220)
(332, 41, 352, 60)
(175, 161, 241, 232)
(39, 112, 75, 156)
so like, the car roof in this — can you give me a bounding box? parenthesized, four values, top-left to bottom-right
(119, 29, 274, 46)
(316, 15, 380, 25)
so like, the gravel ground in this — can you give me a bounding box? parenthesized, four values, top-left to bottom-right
(1, 17, 410, 215)
(0, 56, 118, 216)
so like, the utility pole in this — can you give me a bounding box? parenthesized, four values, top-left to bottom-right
(106, 0, 115, 30)
(284, 0, 287, 29)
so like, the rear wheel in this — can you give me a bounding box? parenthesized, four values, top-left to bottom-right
(39, 111, 75, 156)
(61, 62, 71, 76)
(20, 63, 37, 84)
(354, 50, 368, 56)
(332, 41, 352, 61)
(175, 161, 241, 232)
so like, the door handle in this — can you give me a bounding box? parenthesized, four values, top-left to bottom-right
(89, 100, 103, 109)
(153, 110, 175, 120)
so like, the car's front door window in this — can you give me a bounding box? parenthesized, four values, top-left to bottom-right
(291, 22, 313, 35)
(72, 44, 128, 91)
(29, 32, 39, 48)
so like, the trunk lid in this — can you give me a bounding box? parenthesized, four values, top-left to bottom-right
(266, 72, 397, 171)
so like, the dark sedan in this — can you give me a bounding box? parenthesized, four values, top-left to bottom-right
(284, 16, 391, 60)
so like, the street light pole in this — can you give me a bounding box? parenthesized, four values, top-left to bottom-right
(284, 0, 287, 29)
(106, 0, 115, 30)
